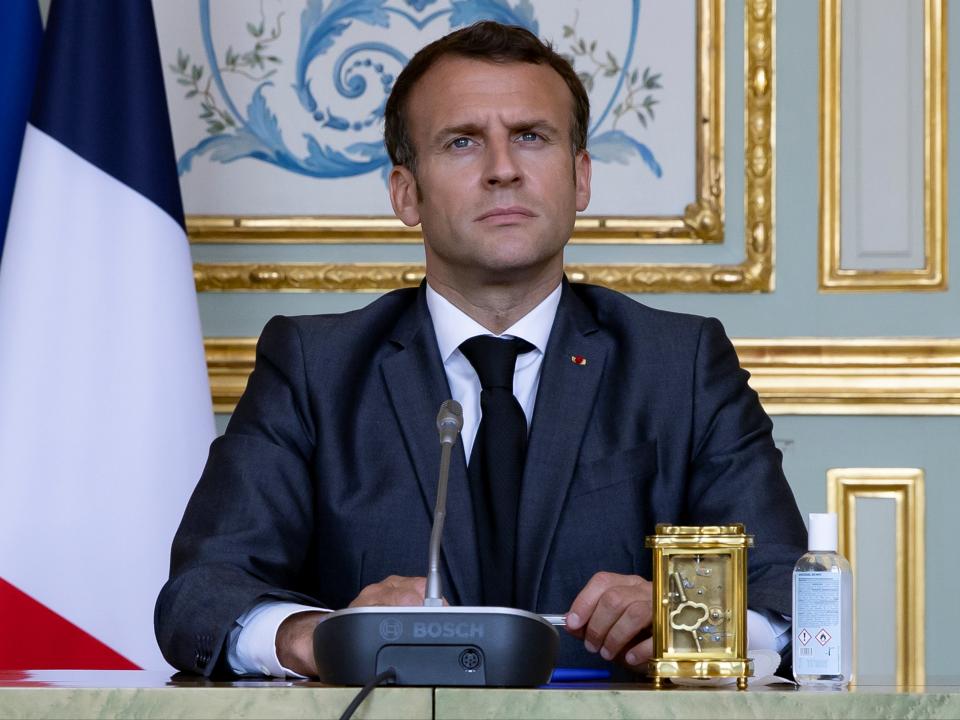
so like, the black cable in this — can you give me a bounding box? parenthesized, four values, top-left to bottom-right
(338, 667, 397, 720)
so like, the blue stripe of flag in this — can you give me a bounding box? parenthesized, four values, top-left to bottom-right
(0, 0, 43, 260)
(30, 0, 185, 229)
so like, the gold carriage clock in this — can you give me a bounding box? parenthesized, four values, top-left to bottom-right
(645, 525, 754, 689)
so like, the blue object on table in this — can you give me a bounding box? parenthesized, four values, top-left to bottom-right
(549, 667, 612, 682)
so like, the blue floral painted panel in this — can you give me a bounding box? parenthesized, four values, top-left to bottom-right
(170, 0, 663, 183)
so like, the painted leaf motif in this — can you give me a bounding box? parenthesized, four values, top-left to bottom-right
(588, 129, 663, 178)
(304, 134, 376, 173)
(449, 0, 538, 33)
(207, 130, 271, 164)
(295, 0, 391, 112)
(346, 140, 388, 160)
(245, 84, 285, 148)
(299, 0, 390, 60)
(295, 78, 318, 113)
(177, 132, 266, 175)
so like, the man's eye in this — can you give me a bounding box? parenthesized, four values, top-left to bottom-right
(450, 137, 472, 149)
(518, 132, 542, 142)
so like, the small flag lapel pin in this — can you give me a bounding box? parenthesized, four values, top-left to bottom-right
(571, 355, 587, 366)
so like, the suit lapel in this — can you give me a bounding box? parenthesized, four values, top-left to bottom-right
(515, 283, 607, 610)
(380, 288, 481, 605)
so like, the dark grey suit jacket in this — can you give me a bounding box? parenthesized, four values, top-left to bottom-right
(155, 281, 806, 676)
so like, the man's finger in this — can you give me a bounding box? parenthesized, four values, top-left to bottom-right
(599, 597, 652, 660)
(582, 584, 636, 656)
(624, 636, 654, 669)
(566, 571, 637, 632)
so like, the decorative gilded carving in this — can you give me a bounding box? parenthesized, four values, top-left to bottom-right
(194, 263, 425, 292)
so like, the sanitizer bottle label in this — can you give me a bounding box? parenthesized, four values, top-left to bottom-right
(793, 571, 842, 675)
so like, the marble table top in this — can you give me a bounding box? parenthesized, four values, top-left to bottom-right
(2, 671, 957, 719)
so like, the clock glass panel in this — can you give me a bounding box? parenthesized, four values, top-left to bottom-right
(665, 551, 736, 656)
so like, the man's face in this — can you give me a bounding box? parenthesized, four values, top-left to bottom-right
(389, 56, 591, 287)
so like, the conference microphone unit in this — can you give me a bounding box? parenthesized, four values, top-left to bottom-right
(313, 400, 558, 687)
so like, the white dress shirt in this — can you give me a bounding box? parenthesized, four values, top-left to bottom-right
(226, 282, 787, 676)
(424, 281, 560, 459)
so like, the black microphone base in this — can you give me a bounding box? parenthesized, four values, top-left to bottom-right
(313, 606, 558, 686)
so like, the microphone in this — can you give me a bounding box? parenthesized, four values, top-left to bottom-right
(425, 400, 462, 606)
(436, 399, 463, 446)
(312, 400, 558, 686)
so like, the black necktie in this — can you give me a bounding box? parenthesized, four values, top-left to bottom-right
(459, 335, 535, 607)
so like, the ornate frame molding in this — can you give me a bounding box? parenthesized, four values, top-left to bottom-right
(192, 0, 776, 294)
(827, 468, 925, 685)
(206, 337, 960, 415)
(818, 0, 947, 292)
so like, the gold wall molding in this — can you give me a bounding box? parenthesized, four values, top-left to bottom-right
(195, 263, 427, 293)
(827, 468, 925, 685)
(193, 258, 768, 293)
(737, 338, 960, 415)
(818, 0, 947, 292)
(206, 337, 960, 415)
(192, 0, 775, 294)
(205, 338, 258, 414)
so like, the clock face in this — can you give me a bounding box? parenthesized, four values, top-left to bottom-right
(665, 552, 737, 656)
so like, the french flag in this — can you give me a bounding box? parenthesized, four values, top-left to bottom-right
(0, 0, 215, 671)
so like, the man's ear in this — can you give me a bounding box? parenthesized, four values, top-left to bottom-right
(574, 150, 592, 212)
(389, 165, 421, 227)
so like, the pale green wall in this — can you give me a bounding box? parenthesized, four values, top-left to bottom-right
(198, 1, 959, 679)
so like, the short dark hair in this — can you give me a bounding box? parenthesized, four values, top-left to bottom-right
(384, 21, 590, 172)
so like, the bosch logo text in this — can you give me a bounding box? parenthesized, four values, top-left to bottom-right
(412, 622, 484, 639)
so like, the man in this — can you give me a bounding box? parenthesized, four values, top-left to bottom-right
(156, 22, 806, 679)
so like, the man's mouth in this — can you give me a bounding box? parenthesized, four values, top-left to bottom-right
(475, 206, 537, 223)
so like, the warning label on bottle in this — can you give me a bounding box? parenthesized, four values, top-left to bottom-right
(794, 572, 842, 675)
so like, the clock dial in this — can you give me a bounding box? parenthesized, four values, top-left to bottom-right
(665, 552, 737, 655)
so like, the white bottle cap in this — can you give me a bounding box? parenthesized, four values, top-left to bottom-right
(808, 512, 838, 552)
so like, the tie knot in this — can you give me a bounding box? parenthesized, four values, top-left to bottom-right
(459, 335, 535, 390)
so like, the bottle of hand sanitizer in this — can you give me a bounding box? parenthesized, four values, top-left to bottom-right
(792, 512, 853, 688)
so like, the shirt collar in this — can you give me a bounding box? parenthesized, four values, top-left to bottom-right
(425, 282, 562, 363)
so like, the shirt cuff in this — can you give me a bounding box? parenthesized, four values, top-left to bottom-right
(227, 600, 330, 677)
(747, 608, 791, 653)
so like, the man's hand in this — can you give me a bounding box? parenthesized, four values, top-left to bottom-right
(348, 575, 431, 607)
(565, 571, 654, 671)
(276, 576, 435, 677)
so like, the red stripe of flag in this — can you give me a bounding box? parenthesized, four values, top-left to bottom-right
(0, 578, 139, 670)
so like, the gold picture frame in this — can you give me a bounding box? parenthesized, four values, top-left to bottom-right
(827, 468, 925, 685)
(818, 0, 947, 292)
(191, 0, 777, 294)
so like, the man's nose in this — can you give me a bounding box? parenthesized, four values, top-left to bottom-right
(483, 137, 522, 187)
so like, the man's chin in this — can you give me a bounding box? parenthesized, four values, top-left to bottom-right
(425, 237, 565, 285)
(466, 256, 564, 285)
